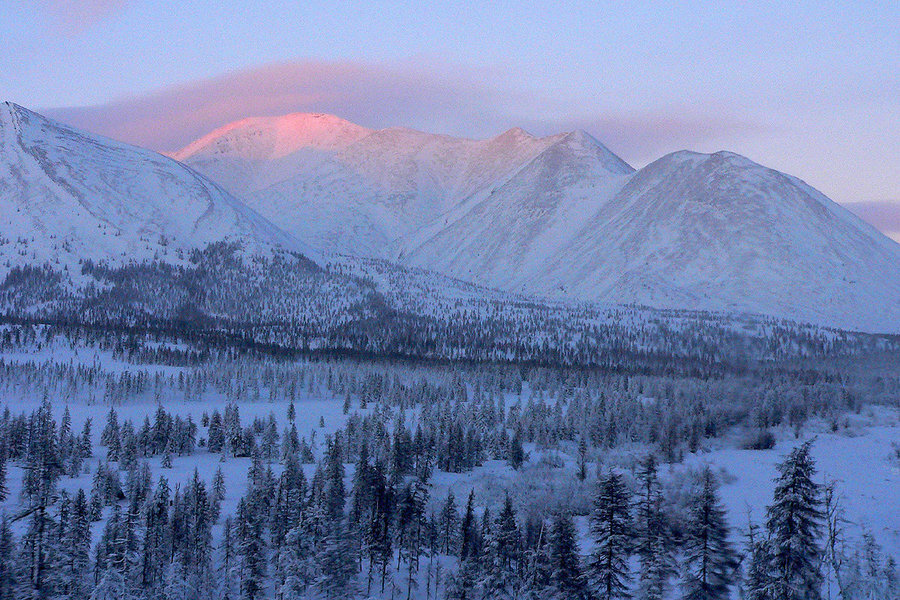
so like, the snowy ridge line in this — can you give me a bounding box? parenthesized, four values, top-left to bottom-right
(175, 110, 900, 334)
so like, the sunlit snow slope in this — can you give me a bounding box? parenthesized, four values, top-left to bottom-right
(173, 114, 567, 258)
(0, 102, 310, 276)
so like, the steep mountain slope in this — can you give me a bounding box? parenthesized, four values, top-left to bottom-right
(0, 102, 309, 277)
(532, 151, 900, 331)
(401, 129, 634, 287)
(173, 114, 564, 257)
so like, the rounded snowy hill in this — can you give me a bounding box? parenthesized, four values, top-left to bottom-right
(535, 150, 900, 331)
(0, 102, 311, 276)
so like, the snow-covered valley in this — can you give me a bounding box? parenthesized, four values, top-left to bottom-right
(0, 101, 897, 600)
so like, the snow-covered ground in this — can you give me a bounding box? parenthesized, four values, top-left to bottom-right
(3, 388, 896, 561)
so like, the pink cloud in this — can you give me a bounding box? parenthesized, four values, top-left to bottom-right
(37, 0, 130, 35)
(43, 60, 762, 160)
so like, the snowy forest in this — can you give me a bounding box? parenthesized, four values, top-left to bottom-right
(3, 2, 900, 597)
(0, 319, 898, 600)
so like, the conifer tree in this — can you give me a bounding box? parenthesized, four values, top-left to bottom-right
(439, 490, 461, 555)
(588, 472, 632, 600)
(21, 400, 63, 596)
(315, 519, 357, 600)
(90, 567, 127, 600)
(460, 491, 479, 561)
(0, 514, 16, 600)
(322, 438, 346, 520)
(550, 512, 586, 600)
(63, 489, 92, 600)
(681, 468, 737, 600)
(236, 497, 266, 600)
(100, 408, 119, 448)
(365, 462, 393, 595)
(219, 517, 240, 600)
(211, 467, 226, 524)
(207, 411, 224, 454)
(483, 494, 523, 599)
(0, 454, 7, 502)
(509, 431, 525, 470)
(635, 455, 673, 600)
(765, 441, 824, 600)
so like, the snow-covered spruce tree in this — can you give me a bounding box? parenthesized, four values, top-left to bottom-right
(79, 419, 93, 459)
(100, 408, 119, 448)
(398, 476, 429, 600)
(207, 410, 225, 453)
(681, 468, 737, 600)
(550, 511, 587, 600)
(743, 531, 772, 600)
(765, 441, 824, 600)
(20, 400, 64, 597)
(521, 514, 553, 599)
(588, 472, 633, 600)
(161, 558, 192, 600)
(141, 476, 171, 592)
(176, 469, 213, 587)
(446, 555, 479, 600)
(322, 436, 346, 521)
(211, 466, 226, 524)
(438, 489, 461, 555)
(61, 488, 92, 599)
(235, 497, 267, 600)
(634, 455, 674, 600)
(90, 566, 127, 600)
(509, 431, 525, 470)
(365, 461, 393, 595)
(482, 494, 524, 600)
(0, 514, 17, 600)
(219, 517, 241, 600)
(460, 490, 480, 561)
(313, 518, 357, 599)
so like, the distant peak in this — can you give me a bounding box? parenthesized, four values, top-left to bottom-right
(174, 111, 372, 160)
(500, 126, 533, 138)
(550, 129, 634, 174)
(562, 129, 596, 142)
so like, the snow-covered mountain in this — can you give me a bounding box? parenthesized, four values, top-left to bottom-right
(177, 113, 900, 332)
(401, 129, 634, 288)
(0, 102, 311, 277)
(173, 114, 568, 258)
(422, 152, 900, 331)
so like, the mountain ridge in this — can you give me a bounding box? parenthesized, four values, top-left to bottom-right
(6, 103, 900, 333)
(175, 110, 900, 332)
(0, 102, 317, 276)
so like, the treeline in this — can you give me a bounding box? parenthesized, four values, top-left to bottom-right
(3, 247, 894, 372)
(3, 343, 897, 475)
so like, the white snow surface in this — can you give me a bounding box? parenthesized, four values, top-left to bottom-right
(176, 115, 900, 333)
(0, 102, 315, 277)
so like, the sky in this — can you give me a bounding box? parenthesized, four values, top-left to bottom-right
(2, 1, 898, 235)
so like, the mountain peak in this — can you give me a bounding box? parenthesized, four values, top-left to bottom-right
(172, 112, 372, 161)
(495, 126, 534, 141)
(551, 129, 634, 174)
(0, 104, 307, 274)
